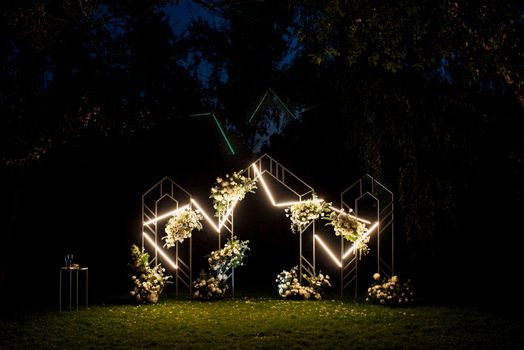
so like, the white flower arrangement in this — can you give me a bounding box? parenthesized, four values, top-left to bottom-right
(208, 235, 250, 274)
(193, 272, 229, 300)
(210, 171, 257, 217)
(366, 273, 415, 306)
(326, 210, 370, 257)
(285, 194, 332, 233)
(129, 244, 172, 304)
(276, 266, 331, 300)
(163, 207, 203, 247)
(193, 236, 250, 301)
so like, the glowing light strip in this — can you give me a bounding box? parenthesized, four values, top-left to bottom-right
(212, 114, 236, 156)
(342, 222, 379, 259)
(143, 205, 189, 226)
(252, 164, 325, 208)
(274, 199, 324, 207)
(218, 200, 238, 228)
(329, 206, 371, 224)
(314, 234, 342, 268)
(143, 232, 178, 270)
(252, 164, 276, 205)
(190, 198, 220, 233)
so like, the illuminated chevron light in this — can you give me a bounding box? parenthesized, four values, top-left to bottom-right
(143, 204, 189, 226)
(251, 164, 323, 208)
(143, 232, 178, 270)
(342, 222, 379, 259)
(189, 198, 239, 233)
(190, 198, 220, 232)
(314, 221, 380, 267)
(314, 234, 342, 268)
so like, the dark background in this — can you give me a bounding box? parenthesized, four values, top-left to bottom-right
(1, 0, 522, 308)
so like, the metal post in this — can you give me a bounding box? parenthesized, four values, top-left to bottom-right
(59, 270, 62, 312)
(377, 199, 380, 275)
(69, 269, 72, 311)
(189, 236, 193, 300)
(176, 242, 179, 298)
(312, 220, 316, 273)
(76, 269, 79, 311)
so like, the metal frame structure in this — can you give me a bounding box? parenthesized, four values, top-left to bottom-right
(246, 154, 317, 283)
(139, 155, 394, 300)
(340, 174, 394, 298)
(142, 177, 193, 298)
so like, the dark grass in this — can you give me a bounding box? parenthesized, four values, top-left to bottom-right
(1, 297, 523, 349)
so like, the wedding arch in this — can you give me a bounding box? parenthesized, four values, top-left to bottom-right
(140, 154, 394, 298)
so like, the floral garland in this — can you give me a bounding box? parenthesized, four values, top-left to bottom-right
(210, 171, 257, 217)
(129, 244, 171, 304)
(285, 194, 331, 233)
(366, 273, 415, 306)
(326, 210, 370, 257)
(163, 207, 203, 247)
(193, 235, 250, 300)
(208, 235, 250, 275)
(275, 266, 331, 300)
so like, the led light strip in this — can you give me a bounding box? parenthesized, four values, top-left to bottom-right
(342, 222, 379, 259)
(143, 204, 189, 226)
(143, 232, 178, 270)
(190, 198, 220, 233)
(314, 234, 342, 268)
(252, 164, 324, 208)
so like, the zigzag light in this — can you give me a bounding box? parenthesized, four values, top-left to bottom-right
(143, 163, 381, 270)
(143, 232, 178, 270)
(143, 204, 189, 226)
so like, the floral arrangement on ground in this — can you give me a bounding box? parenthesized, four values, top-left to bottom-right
(129, 244, 171, 304)
(193, 235, 249, 300)
(276, 265, 331, 300)
(285, 194, 331, 233)
(366, 273, 414, 306)
(163, 207, 203, 247)
(210, 171, 257, 217)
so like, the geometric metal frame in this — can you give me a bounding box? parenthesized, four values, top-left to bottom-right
(246, 154, 317, 284)
(141, 177, 193, 298)
(340, 174, 394, 298)
(138, 156, 393, 300)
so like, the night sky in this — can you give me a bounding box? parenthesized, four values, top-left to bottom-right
(1, 0, 523, 308)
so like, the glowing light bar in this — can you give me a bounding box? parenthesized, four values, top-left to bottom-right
(143, 232, 178, 270)
(314, 234, 342, 268)
(190, 198, 220, 233)
(342, 222, 379, 259)
(218, 200, 238, 228)
(252, 164, 276, 205)
(274, 199, 324, 207)
(252, 164, 325, 209)
(143, 205, 189, 226)
(329, 206, 371, 224)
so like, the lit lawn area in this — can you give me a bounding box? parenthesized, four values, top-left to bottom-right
(1, 299, 522, 349)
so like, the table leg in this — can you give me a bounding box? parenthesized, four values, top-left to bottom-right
(76, 270, 79, 311)
(69, 269, 72, 311)
(59, 270, 62, 312)
(86, 269, 89, 309)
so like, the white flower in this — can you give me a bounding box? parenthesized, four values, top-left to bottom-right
(373, 273, 381, 281)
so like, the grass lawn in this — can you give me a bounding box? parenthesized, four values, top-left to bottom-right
(1, 298, 522, 349)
